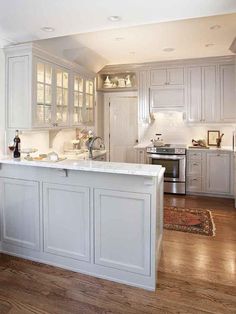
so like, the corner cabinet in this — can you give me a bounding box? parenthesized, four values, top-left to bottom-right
(5, 43, 95, 130)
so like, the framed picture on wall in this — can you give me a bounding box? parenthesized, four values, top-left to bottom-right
(207, 130, 220, 146)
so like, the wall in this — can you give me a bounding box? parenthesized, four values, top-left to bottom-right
(0, 49, 5, 155)
(140, 112, 236, 147)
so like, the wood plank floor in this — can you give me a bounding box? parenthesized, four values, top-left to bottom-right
(0, 195, 236, 314)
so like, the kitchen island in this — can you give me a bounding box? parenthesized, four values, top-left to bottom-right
(0, 158, 164, 290)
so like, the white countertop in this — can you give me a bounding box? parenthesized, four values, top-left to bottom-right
(187, 146, 233, 152)
(0, 157, 163, 177)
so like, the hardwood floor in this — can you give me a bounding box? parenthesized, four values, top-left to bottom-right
(0, 195, 236, 314)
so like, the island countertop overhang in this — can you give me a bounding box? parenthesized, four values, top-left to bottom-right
(0, 157, 163, 177)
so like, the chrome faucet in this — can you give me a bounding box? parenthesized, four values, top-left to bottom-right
(88, 136, 104, 159)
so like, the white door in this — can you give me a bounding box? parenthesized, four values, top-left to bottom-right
(105, 93, 138, 163)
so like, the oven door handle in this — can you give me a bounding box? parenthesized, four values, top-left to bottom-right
(147, 154, 185, 160)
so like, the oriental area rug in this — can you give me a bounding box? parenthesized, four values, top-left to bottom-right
(164, 206, 216, 236)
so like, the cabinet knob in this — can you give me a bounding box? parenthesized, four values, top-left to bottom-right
(193, 163, 198, 166)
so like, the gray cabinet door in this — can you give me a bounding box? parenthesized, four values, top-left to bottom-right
(43, 183, 90, 262)
(0, 178, 40, 250)
(206, 153, 230, 194)
(94, 188, 151, 275)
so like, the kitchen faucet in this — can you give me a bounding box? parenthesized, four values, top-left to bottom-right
(88, 136, 104, 159)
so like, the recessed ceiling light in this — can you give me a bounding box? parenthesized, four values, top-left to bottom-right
(210, 24, 221, 30)
(205, 43, 215, 47)
(115, 37, 124, 41)
(129, 51, 136, 55)
(108, 16, 122, 22)
(163, 47, 175, 52)
(41, 26, 55, 32)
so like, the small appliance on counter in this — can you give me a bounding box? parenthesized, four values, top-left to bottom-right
(151, 134, 165, 147)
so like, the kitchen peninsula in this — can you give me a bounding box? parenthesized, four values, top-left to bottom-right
(0, 158, 164, 290)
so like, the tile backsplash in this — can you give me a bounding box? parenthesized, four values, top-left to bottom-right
(140, 112, 236, 147)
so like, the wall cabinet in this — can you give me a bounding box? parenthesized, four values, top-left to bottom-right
(219, 64, 236, 122)
(151, 67, 184, 86)
(43, 183, 90, 262)
(0, 178, 40, 250)
(5, 43, 95, 130)
(94, 188, 151, 275)
(150, 87, 185, 111)
(187, 65, 218, 123)
(187, 150, 232, 196)
(133, 56, 236, 124)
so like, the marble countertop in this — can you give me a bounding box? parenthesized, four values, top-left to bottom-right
(0, 157, 163, 177)
(187, 146, 233, 152)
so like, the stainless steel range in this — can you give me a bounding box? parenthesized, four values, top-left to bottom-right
(147, 144, 186, 194)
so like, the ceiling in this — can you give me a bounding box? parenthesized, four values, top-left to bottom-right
(0, 1, 235, 72)
(0, 0, 236, 46)
(37, 13, 236, 72)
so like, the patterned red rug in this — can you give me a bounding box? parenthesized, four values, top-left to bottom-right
(164, 206, 215, 236)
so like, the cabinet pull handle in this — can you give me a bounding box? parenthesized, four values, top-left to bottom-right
(193, 163, 198, 166)
(192, 178, 198, 181)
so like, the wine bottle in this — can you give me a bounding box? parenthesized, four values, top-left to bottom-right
(13, 130, 21, 159)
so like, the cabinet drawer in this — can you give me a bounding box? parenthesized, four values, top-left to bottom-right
(187, 176, 202, 192)
(188, 152, 202, 160)
(188, 159, 202, 175)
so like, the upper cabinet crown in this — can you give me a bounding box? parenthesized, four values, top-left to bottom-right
(5, 43, 95, 130)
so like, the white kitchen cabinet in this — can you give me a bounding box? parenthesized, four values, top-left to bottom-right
(187, 150, 232, 196)
(43, 183, 90, 262)
(206, 152, 231, 194)
(220, 64, 236, 122)
(5, 43, 95, 130)
(187, 151, 202, 193)
(94, 188, 151, 275)
(0, 178, 40, 250)
(151, 67, 184, 86)
(150, 87, 185, 110)
(187, 65, 218, 123)
(138, 70, 150, 123)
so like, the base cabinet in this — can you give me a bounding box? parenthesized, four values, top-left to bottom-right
(43, 183, 90, 262)
(94, 189, 151, 275)
(187, 151, 232, 196)
(206, 153, 230, 194)
(0, 178, 40, 250)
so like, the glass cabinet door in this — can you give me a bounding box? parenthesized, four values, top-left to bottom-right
(55, 68, 69, 125)
(73, 75, 84, 125)
(85, 79, 94, 124)
(36, 62, 52, 126)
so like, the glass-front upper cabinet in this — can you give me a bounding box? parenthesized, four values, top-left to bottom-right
(73, 74, 84, 125)
(56, 68, 69, 126)
(36, 61, 53, 126)
(85, 79, 94, 124)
